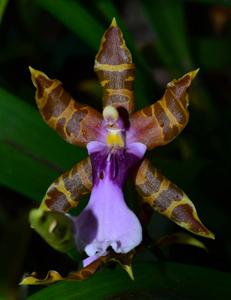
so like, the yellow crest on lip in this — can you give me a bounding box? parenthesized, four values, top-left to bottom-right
(106, 129, 124, 148)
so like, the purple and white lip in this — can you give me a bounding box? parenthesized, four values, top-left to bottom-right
(72, 106, 147, 266)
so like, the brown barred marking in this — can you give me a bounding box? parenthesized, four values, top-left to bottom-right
(42, 85, 64, 120)
(20, 250, 134, 285)
(135, 159, 214, 239)
(66, 110, 88, 137)
(154, 102, 180, 142)
(29, 67, 103, 147)
(56, 117, 66, 138)
(165, 89, 187, 125)
(135, 160, 164, 196)
(129, 70, 199, 150)
(94, 18, 135, 114)
(40, 157, 92, 213)
(36, 75, 52, 98)
(45, 189, 71, 212)
(155, 183, 183, 212)
(20, 256, 104, 285)
(171, 204, 210, 236)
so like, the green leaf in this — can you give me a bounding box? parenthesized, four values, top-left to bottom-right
(149, 156, 208, 190)
(0, 212, 29, 300)
(35, 0, 104, 50)
(0, 87, 85, 200)
(197, 37, 231, 70)
(188, 0, 231, 5)
(142, 0, 193, 72)
(27, 261, 231, 300)
(0, 0, 8, 24)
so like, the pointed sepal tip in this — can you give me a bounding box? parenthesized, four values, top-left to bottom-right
(123, 264, 134, 280)
(28, 66, 48, 78)
(111, 17, 117, 27)
(188, 68, 200, 80)
(28, 66, 49, 88)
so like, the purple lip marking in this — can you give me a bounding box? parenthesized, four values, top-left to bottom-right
(73, 137, 146, 266)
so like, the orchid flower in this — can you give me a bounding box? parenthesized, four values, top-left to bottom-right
(21, 18, 214, 285)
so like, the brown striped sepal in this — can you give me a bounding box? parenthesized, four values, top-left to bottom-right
(20, 251, 135, 285)
(94, 18, 135, 114)
(20, 256, 106, 285)
(29, 67, 103, 147)
(135, 159, 214, 239)
(129, 69, 198, 150)
(40, 157, 92, 212)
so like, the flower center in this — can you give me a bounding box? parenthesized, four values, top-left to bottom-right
(106, 128, 124, 148)
(103, 105, 125, 149)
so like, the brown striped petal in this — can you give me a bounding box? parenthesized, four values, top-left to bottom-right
(20, 251, 135, 285)
(129, 70, 198, 150)
(94, 18, 135, 114)
(20, 256, 106, 285)
(39, 157, 92, 213)
(29, 67, 103, 147)
(135, 159, 214, 239)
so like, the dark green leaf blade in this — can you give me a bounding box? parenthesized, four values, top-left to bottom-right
(142, 0, 193, 72)
(27, 262, 231, 300)
(35, 0, 104, 50)
(0, 87, 85, 200)
(0, 0, 8, 24)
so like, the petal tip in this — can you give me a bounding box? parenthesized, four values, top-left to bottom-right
(188, 68, 200, 80)
(28, 65, 35, 74)
(29, 66, 38, 87)
(125, 265, 134, 280)
(207, 231, 215, 240)
(95, 16, 132, 66)
(111, 17, 117, 27)
(192, 227, 215, 240)
(28, 66, 49, 88)
(29, 66, 41, 77)
(19, 270, 63, 285)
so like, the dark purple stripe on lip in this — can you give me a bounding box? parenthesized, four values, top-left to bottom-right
(88, 142, 146, 187)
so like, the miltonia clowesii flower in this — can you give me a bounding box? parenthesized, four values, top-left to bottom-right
(22, 19, 214, 285)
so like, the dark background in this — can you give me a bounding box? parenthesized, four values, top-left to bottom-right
(0, 0, 230, 299)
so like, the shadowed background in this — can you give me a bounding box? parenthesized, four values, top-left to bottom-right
(0, 0, 230, 299)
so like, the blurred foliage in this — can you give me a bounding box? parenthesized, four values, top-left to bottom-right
(0, 0, 230, 299)
(0, 0, 8, 24)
